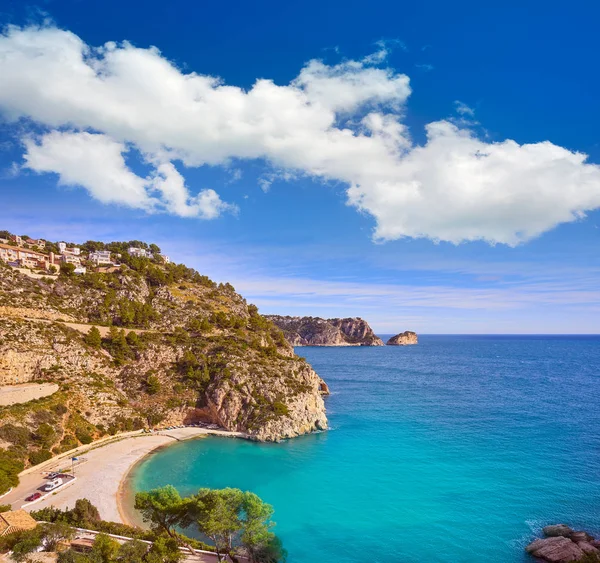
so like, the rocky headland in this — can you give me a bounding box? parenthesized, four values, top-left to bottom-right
(526, 524, 600, 562)
(0, 236, 330, 494)
(266, 315, 384, 347)
(386, 331, 418, 345)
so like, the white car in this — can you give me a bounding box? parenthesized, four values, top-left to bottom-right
(43, 478, 63, 492)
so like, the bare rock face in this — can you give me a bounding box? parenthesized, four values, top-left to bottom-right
(543, 525, 575, 538)
(526, 537, 584, 562)
(386, 331, 418, 346)
(526, 525, 599, 562)
(266, 316, 384, 346)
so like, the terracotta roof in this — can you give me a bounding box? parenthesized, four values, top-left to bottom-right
(0, 242, 48, 258)
(0, 509, 38, 536)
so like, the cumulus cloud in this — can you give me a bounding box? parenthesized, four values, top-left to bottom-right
(2, 25, 600, 243)
(24, 131, 235, 219)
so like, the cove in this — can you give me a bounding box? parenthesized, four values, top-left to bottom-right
(132, 335, 600, 562)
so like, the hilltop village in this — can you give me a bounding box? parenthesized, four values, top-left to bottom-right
(0, 231, 169, 276)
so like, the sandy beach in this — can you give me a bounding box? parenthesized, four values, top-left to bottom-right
(3, 427, 248, 523)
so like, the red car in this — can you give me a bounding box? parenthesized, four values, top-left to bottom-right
(25, 492, 42, 502)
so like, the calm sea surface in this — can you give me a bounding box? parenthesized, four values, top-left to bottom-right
(132, 335, 600, 562)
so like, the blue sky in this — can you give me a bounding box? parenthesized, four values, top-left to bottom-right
(1, 0, 599, 333)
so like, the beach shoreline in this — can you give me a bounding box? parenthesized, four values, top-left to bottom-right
(4, 427, 249, 524)
(116, 438, 189, 527)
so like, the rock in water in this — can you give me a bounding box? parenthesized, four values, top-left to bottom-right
(543, 525, 575, 538)
(266, 316, 384, 346)
(526, 525, 599, 562)
(386, 331, 418, 345)
(525, 537, 584, 562)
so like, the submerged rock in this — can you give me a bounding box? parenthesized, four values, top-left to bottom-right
(386, 331, 418, 345)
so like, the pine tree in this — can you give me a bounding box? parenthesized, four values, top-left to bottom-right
(85, 326, 102, 349)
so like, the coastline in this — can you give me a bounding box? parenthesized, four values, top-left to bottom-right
(116, 438, 188, 527)
(5, 427, 249, 523)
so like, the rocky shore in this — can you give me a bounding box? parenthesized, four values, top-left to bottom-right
(526, 524, 600, 562)
(267, 316, 384, 346)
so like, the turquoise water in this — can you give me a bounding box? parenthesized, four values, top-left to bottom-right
(133, 335, 600, 562)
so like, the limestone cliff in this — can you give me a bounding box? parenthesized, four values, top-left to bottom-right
(0, 243, 329, 473)
(266, 316, 384, 346)
(386, 331, 418, 345)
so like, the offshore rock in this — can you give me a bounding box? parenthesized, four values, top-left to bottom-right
(386, 331, 418, 345)
(526, 537, 584, 562)
(543, 525, 575, 538)
(526, 525, 599, 562)
(266, 316, 384, 346)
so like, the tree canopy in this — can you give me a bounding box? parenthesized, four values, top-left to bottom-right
(134, 486, 284, 562)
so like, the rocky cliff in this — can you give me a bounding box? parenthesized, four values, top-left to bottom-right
(266, 316, 384, 346)
(386, 331, 418, 345)
(0, 243, 329, 479)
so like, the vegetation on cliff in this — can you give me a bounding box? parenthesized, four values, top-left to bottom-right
(0, 239, 328, 493)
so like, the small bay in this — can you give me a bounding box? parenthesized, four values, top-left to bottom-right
(132, 335, 600, 562)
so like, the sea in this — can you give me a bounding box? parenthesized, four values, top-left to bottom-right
(132, 335, 600, 562)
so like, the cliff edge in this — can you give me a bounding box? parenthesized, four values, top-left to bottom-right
(266, 316, 384, 346)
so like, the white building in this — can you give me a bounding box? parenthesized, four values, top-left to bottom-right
(58, 242, 80, 255)
(74, 266, 87, 275)
(89, 250, 112, 265)
(158, 254, 170, 263)
(61, 253, 81, 265)
(128, 247, 148, 258)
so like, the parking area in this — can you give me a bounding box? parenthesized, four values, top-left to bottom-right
(19, 472, 77, 509)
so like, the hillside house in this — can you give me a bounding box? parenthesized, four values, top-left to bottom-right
(58, 242, 81, 255)
(0, 243, 51, 270)
(61, 253, 82, 265)
(128, 247, 148, 258)
(0, 510, 38, 536)
(25, 238, 46, 249)
(89, 250, 112, 265)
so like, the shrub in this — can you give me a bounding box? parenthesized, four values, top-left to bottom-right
(272, 401, 289, 416)
(0, 424, 32, 448)
(29, 449, 53, 466)
(0, 449, 24, 495)
(146, 375, 161, 395)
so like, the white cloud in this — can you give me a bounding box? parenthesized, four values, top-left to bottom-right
(415, 63, 434, 72)
(2, 25, 600, 243)
(454, 100, 475, 116)
(24, 130, 235, 219)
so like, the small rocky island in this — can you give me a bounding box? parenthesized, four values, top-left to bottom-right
(266, 316, 384, 346)
(526, 524, 600, 562)
(386, 331, 418, 345)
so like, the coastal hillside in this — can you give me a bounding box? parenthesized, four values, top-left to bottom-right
(0, 236, 328, 491)
(266, 315, 384, 346)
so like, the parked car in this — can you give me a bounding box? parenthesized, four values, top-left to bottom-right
(47, 472, 59, 479)
(25, 492, 42, 502)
